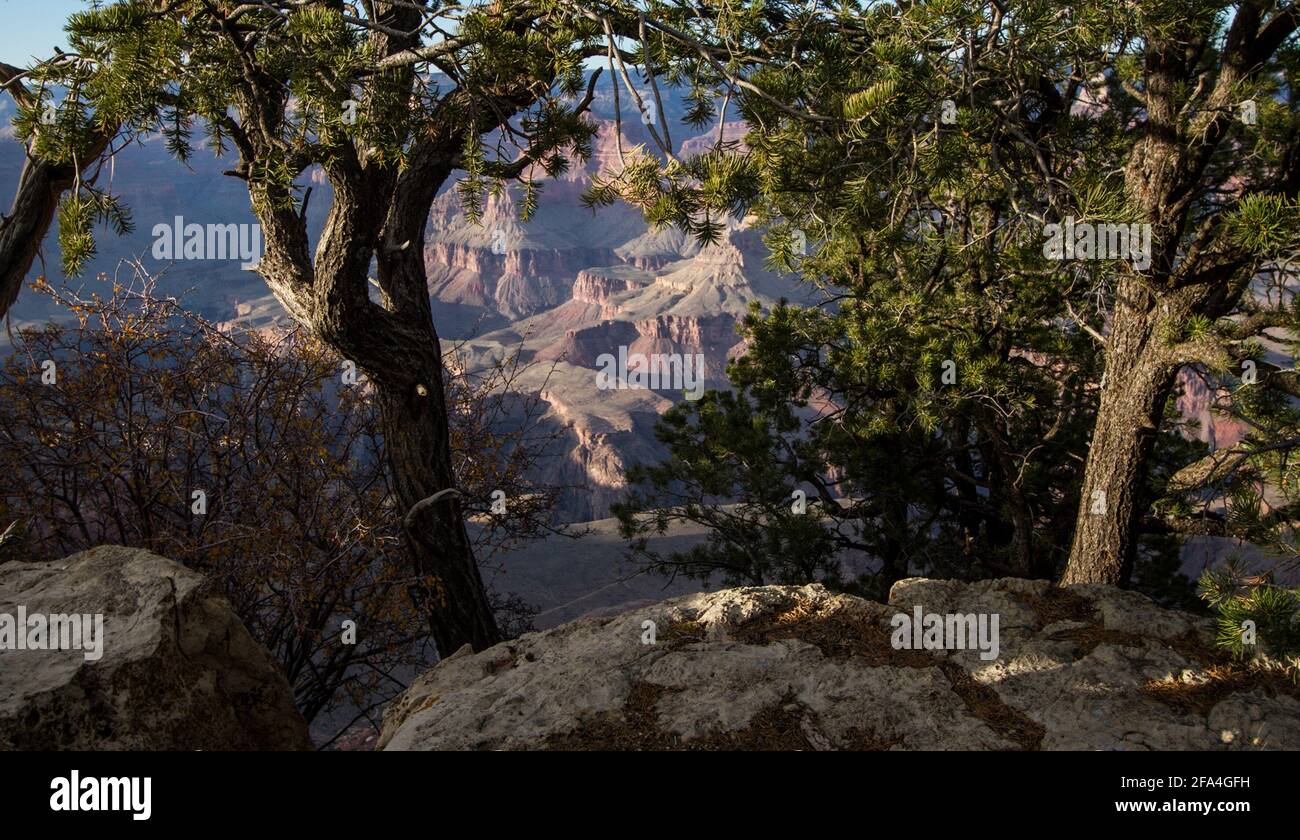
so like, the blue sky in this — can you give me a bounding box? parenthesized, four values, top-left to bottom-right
(0, 0, 83, 66)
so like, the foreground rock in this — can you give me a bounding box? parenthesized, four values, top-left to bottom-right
(0, 546, 311, 750)
(380, 578, 1300, 750)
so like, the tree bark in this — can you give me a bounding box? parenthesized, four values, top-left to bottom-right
(372, 254, 501, 654)
(285, 179, 504, 656)
(1061, 278, 1178, 584)
(0, 157, 68, 318)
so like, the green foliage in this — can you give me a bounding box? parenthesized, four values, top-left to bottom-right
(610, 0, 1123, 586)
(612, 388, 856, 590)
(56, 190, 133, 277)
(1228, 194, 1300, 256)
(35, 0, 610, 265)
(1200, 564, 1300, 677)
(609, 0, 1300, 593)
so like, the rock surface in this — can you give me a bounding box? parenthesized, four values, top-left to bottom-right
(379, 577, 1300, 750)
(0, 546, 311, 750)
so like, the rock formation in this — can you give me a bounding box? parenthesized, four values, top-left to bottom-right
(0, 546, 311, 750)
(379, 577, 1300, 750)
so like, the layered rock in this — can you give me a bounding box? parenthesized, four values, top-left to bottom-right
(614, 225, 699, 271)
(379, 578, 1300, 751)
(0, 546, 311, 750)
(411, 108, 809, 525)
(528, 364, 671, 522)
(534, 320, 641, 367)
(571, 266, 652, 310)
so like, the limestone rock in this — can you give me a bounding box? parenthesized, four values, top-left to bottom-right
(0, 545, 311, 750)
(379, 578, 1300, 751)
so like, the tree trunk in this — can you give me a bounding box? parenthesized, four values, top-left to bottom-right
(0, 136, 112, 320)
(1061, 279, 1177, 585)
(377, 337, 501, 655)
(266, 179, 503, 657)
(357, 238, 502, 656)
(0, 157, 62, 318)
(1057, 13, 1300, 585)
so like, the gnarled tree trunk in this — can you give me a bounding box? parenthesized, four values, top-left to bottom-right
(370, 250, 500, 654)
(215, 2, 513, 655)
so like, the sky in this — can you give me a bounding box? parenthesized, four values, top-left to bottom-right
(0, 0, 82, 66)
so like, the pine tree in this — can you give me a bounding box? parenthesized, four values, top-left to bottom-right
(604, 0, 1106, 587)
(601, 0, 1300, 589)
(1200, 562, 1300, 677)
(0, 57, 119, 319)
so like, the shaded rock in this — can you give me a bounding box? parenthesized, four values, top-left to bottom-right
(380, 578, 1300, 751)
(0, 545, 311, 750)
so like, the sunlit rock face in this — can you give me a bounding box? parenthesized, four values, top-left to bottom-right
(418, 110, 808, 524)
(380, 578, 1300, 751)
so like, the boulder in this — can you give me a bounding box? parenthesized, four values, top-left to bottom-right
(0, 545, 311, 750)
(379, 577, 1300, 750)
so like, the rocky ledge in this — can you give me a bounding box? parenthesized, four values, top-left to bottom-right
(379, 577, 1300, 751)
(0, 546, 310, 750)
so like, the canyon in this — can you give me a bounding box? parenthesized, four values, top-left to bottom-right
(1, 82, 808, 526)
(0, 79, 1276, 619)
